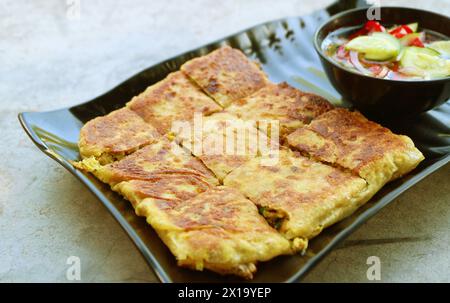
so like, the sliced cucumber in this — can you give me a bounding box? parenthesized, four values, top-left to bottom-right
(405, 46, 440, 56)
(372, 32, 401, 46)
(400, 47, 450, 78)
(346, 33, 400, 61)
(428, 41, 450, 57)
(407, 23, 419, 32)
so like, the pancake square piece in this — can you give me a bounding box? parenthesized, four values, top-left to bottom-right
(227, 82, 334, 137)
(181, 46, 269, 107)
(286, 108, 424, 192)
(78, 108, 160, 164)
(74, 139, 219, 201)
(172, 112, 280, 181)
(138, 186, 292, 279)
(114, 175, 214, 210)
(127, 71, 222, 135)
(224, 150, 372, 252)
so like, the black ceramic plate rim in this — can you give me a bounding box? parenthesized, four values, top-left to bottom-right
(313, 6, 450, 84)
(17, 1, 450, 282)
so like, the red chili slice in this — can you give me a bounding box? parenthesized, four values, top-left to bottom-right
(389, 25, 413, 38)
(391, 62, 400, 72)
(409, 37, 425, 48)
(365, 20, 385, 33)
(349, 20, 385, 40)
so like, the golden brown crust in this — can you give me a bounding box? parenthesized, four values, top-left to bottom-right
(173, 112, 279, 181)
(227, 82, 334, 137)
(127, 71, 222, 134)
(75, 139, 219, 187)
(223, 150, 372, 248)
(113, 175, 213, 209)
(74, 138, 219, 218)
(181, 46, 269, 107)
(139, 186, 292, 279)
(286, 108, 424, 190)
(78, 108, 160, 164)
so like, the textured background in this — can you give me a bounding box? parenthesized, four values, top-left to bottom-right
(1, 0, 449, 282)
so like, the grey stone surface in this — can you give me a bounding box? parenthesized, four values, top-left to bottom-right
(1, 0, 449, 282)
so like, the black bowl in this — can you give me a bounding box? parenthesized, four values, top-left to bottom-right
(314, 7, 450, 117)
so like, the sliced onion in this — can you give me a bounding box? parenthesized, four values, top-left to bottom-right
(377, 66, 390, 78)
(361, 57, 392, 65)
(349, 51, 374, 76)
(336, 45, 348, 59)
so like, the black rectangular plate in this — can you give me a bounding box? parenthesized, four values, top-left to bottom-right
(19, 0, 450, 282)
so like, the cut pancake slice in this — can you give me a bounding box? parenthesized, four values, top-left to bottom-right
(74, 138, 219, 202)
(75, 139, 219, 186)
(113, 176, 213, 210)
(227, 82, 334, 138)
(138, 186, 292, 279)
(286, 108, 424, 193)
(181, 46, 269, 107)
(224, 150, 372, 252)
(78, 108, 161, 164)
(172, 112, 280, 181)
(127, 71, 222, 135)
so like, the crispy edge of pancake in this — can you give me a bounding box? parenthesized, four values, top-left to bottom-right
(73, 139, 219, 187)
(180, 46, 269, 107)
(172, 112, 280, 181)
(286, 108, 424, 192)
(78, 108, 160, 164)
(137, 186, 292, 279)
(112, 176, 214, 210)
(126, 71, 222, 135)
(227, 82, 334, 137)
(223, 150, 372, 253)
